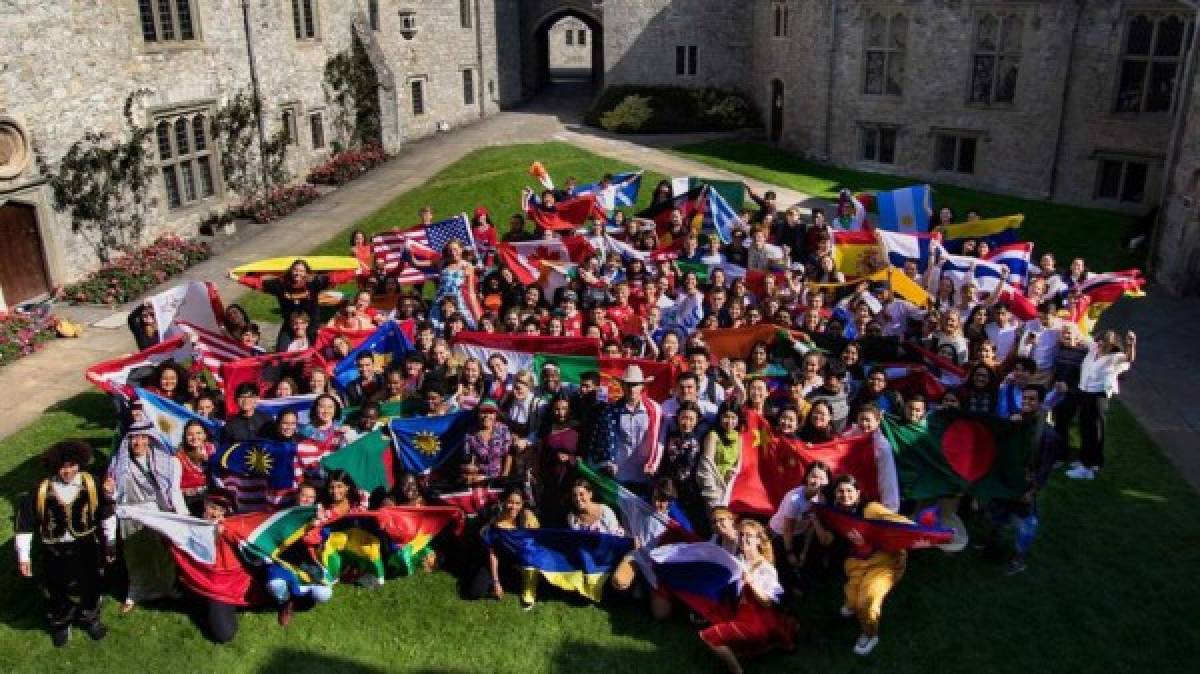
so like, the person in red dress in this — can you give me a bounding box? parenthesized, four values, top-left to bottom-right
(700, 518, 795, 673)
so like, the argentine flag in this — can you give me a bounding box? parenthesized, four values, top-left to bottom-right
(876, 185, 932, 232)
(135, 387, 222, 447)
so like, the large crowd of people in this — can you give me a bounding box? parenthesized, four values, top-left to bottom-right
(15, 176, 1140, 672)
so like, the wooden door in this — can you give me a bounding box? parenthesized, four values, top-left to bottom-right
(0, 202, 51, 305)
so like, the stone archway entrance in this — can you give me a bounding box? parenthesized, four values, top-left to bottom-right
(521, 1, 604, 97)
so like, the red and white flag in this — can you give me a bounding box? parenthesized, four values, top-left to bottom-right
(85, 335, 194, 397)
(174, 321, 254, 382)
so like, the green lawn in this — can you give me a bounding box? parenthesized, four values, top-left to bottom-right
(673, 140, 1143, 273)
(3, 142, 1198, 672)
(239, 142, 669, 322)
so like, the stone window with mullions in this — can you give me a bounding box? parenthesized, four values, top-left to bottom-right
(968, 12, 1022, 106)
(1114, 12, 1195, 114)
(773, 2, 789, 38)
(155, 112, 217, 210)
(291, 0, 318, 40)
(863, 12, 907, 97)
(138, 0, 199, 43)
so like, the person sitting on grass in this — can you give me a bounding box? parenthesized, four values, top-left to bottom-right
(473, 486, 540, 610)
(700, 519, 795, 674)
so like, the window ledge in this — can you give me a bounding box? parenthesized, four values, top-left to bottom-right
(964, 101, 1016, 111)
(138, 41, 208, 55)
(163, 194, 228, 217)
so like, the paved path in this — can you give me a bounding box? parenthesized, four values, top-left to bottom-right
(0, 82, 809, 441)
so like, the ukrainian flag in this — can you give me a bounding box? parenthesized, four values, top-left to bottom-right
(484, 528, 634, 603)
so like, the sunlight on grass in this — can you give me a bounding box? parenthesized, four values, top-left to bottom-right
(1120, 488, 1169, 503)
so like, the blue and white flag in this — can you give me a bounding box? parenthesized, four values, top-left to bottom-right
(389, 411, 473, 474)
(577, 171, 643, 210)
(876, 185, 932, 232)
(135, 387, 222, 447)
(937, 248, 1010, 294)
(333, 322, 413, 390)
(877, 230, 940, 271)
(704, 185, 743, 244)
(255, 394, 320, 425)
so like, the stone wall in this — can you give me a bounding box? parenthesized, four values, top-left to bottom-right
(604, 0, 751, 92)
(1153, 35, 1200, 295)
(548, 17, 592, 69)
(0, 0, 507, 296)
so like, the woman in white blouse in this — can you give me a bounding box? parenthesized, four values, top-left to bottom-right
(1066, 330, 1136, 480)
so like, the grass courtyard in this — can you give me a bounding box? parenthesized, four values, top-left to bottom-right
(1, 142, 1196, 673)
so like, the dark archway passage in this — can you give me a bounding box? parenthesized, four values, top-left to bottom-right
(523, 7, 603, 98)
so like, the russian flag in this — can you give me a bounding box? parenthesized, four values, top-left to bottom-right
(877, 230, 940, 271)
(638, 542, 741, 623)
(985, 242, 1033, 289)
(875, 185, 932, 232)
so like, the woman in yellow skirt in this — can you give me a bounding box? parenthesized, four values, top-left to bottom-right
(813, 474, 911, 657)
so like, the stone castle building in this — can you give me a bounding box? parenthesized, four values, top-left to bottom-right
(1, 0, 1198, 308)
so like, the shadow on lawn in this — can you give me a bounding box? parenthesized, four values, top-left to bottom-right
(256, 648, 473, 674)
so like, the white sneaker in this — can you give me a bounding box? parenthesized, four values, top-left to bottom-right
(1067, 460, 1083, 470)
(1065, 465, 1095, 480)
(853, 634, 879, 656)
(839, 605, 855, 618)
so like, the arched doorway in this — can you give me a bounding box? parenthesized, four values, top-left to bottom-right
(524, 7, 604, 97)
(770, 79, 785, 142)
(0, 201, 52, 306)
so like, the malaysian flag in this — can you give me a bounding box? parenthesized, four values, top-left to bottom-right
(174, 321, 254, 382)
(371, 214, 475, 283)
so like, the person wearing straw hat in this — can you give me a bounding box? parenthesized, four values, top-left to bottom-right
(593, 365, 657, 494)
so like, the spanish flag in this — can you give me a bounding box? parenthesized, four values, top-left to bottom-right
(832, 230, 885, 277)
(483, 528, 634, 603)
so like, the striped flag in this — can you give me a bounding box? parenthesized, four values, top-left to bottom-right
(985, 242, 1034, 289)
(371, 214, 475, 281)
(451, 332, 601, 375)
(175, 321, 254, 382)
(877, 230, 940, 272)
(876, 185, 932, 232)
(496, 237, 594, 285)
(135, 387, 223, 446)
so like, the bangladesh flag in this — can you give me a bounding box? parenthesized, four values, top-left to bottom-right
(881, 410, 1037, 501)
(532, 354, 675, 402)
(320, 429, 395, 495)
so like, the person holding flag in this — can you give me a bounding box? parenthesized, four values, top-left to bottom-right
(813, 474, 914, 657)
(593, 365, 658, 493)
(404, 238, 479, 329)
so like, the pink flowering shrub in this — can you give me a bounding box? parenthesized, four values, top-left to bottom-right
(238, 184, 321, 223)
(63, 235, 212, 305)
(0, 308, 58, 366)
(306, 146, 390, 186)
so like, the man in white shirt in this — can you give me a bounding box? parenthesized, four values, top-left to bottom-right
(1020, 301, 1062, 382)
(1066, 330, 1136, 480)
(659, 372, 718, 443)
(984, 304, 1020, 362)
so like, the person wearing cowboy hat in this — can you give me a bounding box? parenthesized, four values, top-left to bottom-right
(592, 365, 657, 495)
(15, 441, 116, 647)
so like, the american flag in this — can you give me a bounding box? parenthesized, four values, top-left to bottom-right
(174, 321, 255, 382)
(371, 213, 475, 284)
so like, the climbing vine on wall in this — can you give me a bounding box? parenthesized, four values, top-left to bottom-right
(211, 91, 290, 201)
(324, 34, 382, 149)
(47, 90, 156, 263)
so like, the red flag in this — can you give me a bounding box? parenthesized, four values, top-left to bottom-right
(701, 324, 783, 361)
(728, 410, 774, 516)
(758, 433, 879, 509)
(432, 487, 504, 516)
(170, 514, 268, 608)
(813, 503, 953, 553)
(219, 349, 329, 416)
(526, 193, 607, 232)
(594, 357, 676, 402)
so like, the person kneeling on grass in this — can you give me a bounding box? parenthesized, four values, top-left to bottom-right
(471, 487, 541, 610)
(813, 474, 911, 657)
(701, 519, 796, 674)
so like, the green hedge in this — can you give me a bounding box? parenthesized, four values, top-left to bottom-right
(584, 86, 760, 133)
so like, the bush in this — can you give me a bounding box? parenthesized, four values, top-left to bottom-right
(306, 146, 391, 186)
(0, 307, 57, 366)
(237, 184, 321, 223)
(585, 86, 760, 133)
(599, 94, 655, 133)
(63, 235, 212, 305)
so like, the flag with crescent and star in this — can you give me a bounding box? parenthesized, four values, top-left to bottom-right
(216, 439, 299, 490)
